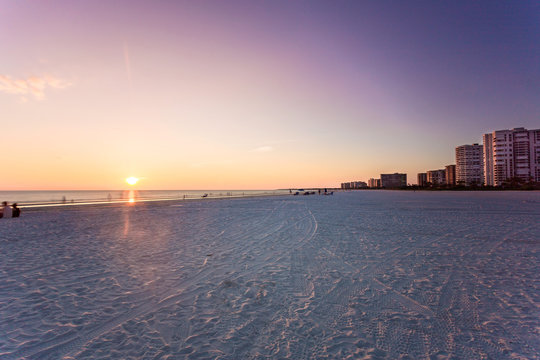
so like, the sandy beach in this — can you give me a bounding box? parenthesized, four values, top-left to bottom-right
(0, 191, 539, 359)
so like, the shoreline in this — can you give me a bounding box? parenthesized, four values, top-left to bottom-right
(17, 191, 291, 211)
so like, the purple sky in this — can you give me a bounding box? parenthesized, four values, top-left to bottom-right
(1, 1, 539, 189)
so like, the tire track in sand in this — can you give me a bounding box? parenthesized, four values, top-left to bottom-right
(7, 200, 315, 360)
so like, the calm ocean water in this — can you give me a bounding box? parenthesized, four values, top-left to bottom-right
(0, 190, 289, 207)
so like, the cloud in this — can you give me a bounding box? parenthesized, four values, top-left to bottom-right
(250, 146, 274, 153)
(0, 74, 71, 100)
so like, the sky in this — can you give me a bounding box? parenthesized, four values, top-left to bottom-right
(1, 0, 539, 189)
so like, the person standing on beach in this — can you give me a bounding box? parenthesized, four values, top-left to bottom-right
(2, 201, 13, 218)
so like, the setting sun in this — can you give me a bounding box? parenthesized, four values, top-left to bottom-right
(126, 177, 139, 186)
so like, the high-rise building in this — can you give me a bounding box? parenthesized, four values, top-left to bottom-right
(417, 173, 427, 187)
(487, 130, 514, 186)
(483, 133, 494, 186)
(380, 173, 407, 188)
(426, 169, 446, 186)
(456, 144, 484, 185)
(342, 181, 368, 189)
(354, 181, 368, 189)
(483, 127, 540, 186)
(368, 178, 381, 188)
(445, 165, 456, 186)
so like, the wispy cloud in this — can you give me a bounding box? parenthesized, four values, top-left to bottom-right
(0, 74, 71, 100)
(250, 145, 274, 153)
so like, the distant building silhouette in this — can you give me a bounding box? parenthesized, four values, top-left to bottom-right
(417, 173, 427, 187)
(341, 181, 367, 189)
(368, 178, 381, 188)
(380, 173, 407, 188)
(356, 181, 368, 188)
(445, 165, 456, 186)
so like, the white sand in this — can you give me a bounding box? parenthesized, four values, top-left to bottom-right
(0, 192, 539, 359)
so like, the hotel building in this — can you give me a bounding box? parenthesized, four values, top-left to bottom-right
(483, 133, 494, 186)
(483, 127, 540, 186)
(354, 181, 368, 189)
(417, 173, 427, 187)
(426, 169, 446, 186)
(445, 165, 456, 186)
(456, 144, 484, 185)
(380, 173, 407, 188)
(341, 181, 367, 189)
(368, 178, 381, 188)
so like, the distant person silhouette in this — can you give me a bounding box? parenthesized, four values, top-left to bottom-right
(2, 201, 12, 218)
(12, 203, 21, 218)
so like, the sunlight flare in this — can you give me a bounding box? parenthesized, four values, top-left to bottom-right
(126, 177, 139, 186)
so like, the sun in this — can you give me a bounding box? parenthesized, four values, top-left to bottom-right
(126, 177, 139, 186)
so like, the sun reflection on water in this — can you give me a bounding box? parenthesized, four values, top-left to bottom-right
(122, 190, 137, 204)
(128, 190, 135, 204)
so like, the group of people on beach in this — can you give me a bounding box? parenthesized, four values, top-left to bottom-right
(1, 201, 20, 218)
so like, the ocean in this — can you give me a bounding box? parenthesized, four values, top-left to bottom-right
(0, 189, 290, 207)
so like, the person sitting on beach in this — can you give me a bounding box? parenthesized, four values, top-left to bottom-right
(12, 203, 21, 218)
(2, 201, 12, 218)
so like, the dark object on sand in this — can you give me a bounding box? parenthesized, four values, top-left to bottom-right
(12, 203, 21, 217)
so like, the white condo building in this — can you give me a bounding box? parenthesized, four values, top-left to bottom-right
(483, 127, 540, 186)
(455, 144, 484, 185)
